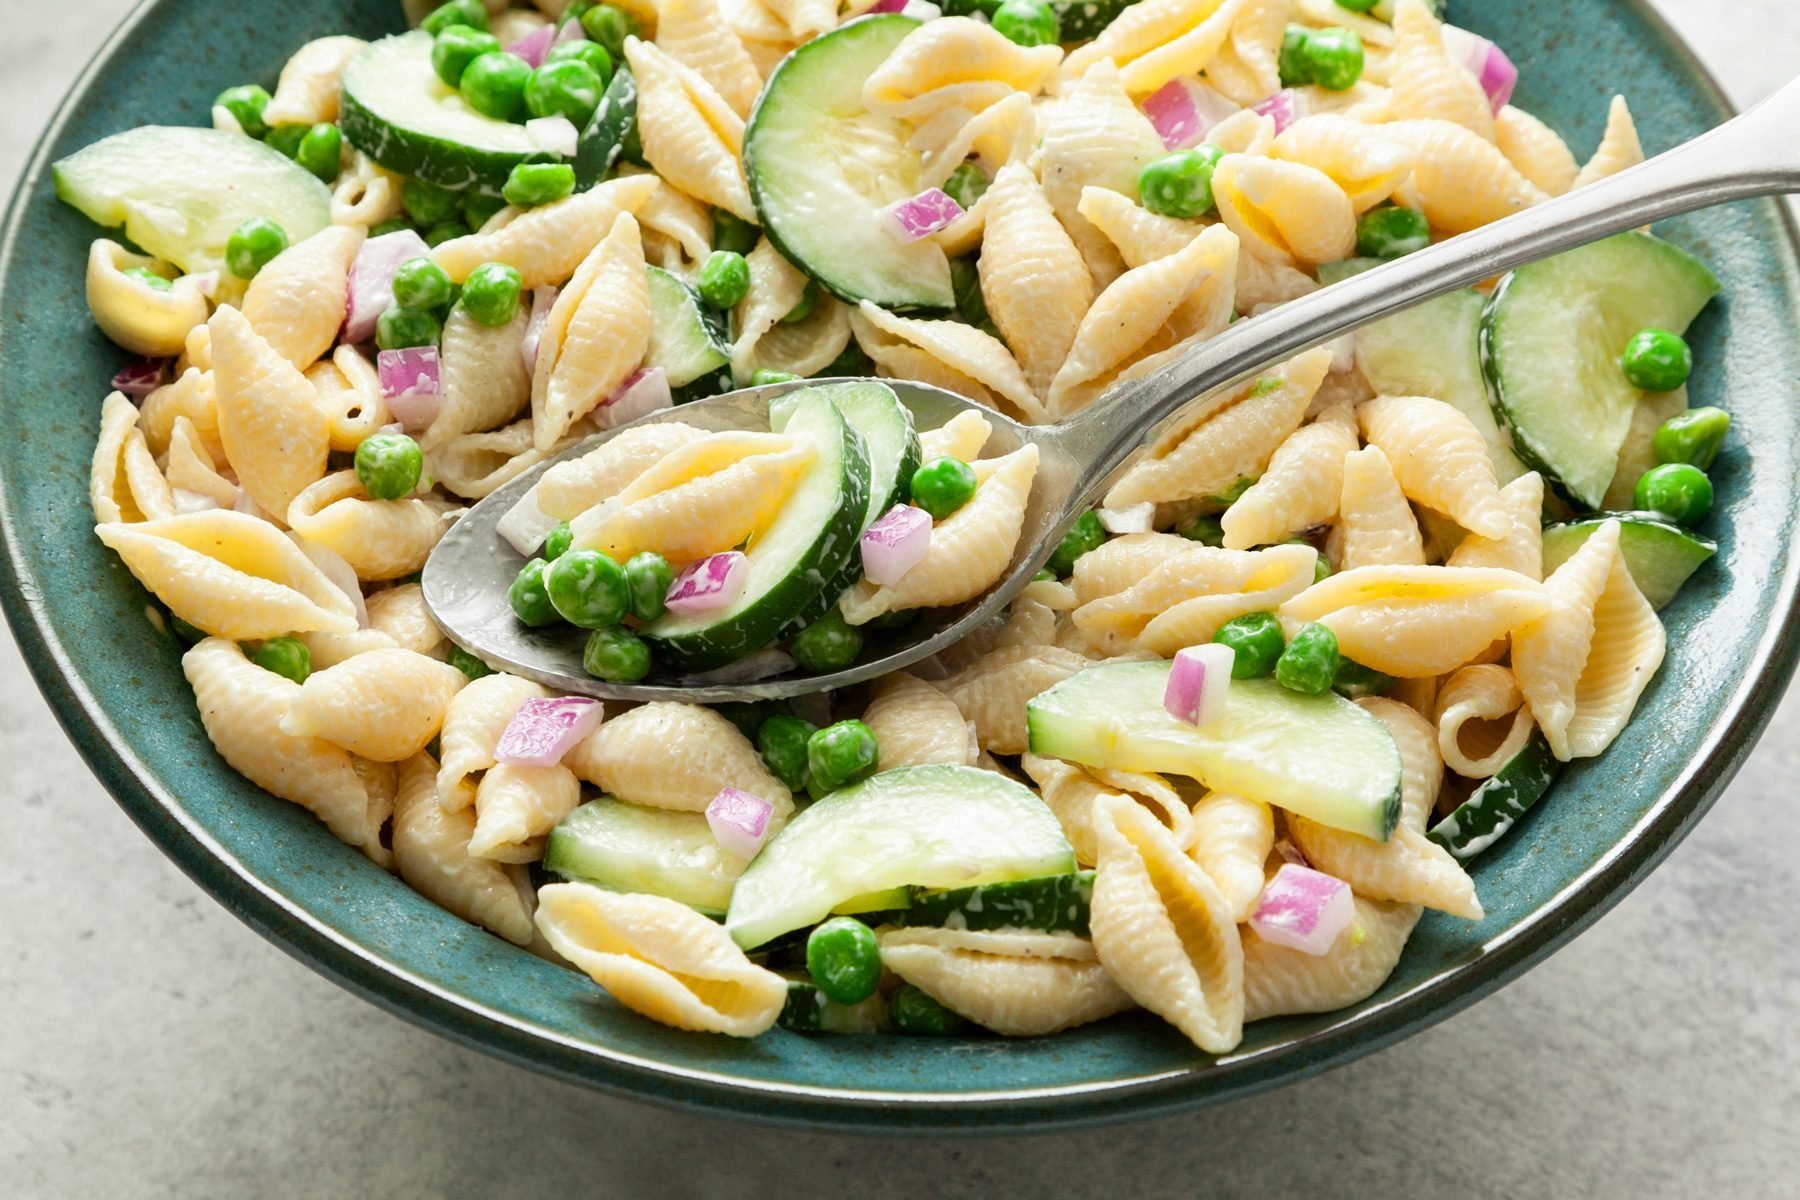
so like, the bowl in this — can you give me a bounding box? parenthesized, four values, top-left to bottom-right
(4, 0, 1798, 1133)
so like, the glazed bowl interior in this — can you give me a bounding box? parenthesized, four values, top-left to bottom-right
(3, 0, 1797, 1132)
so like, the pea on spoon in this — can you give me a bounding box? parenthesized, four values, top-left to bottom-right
(423, 74, 1800, 703)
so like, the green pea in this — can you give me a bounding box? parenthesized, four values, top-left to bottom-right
(1138, 146, 1225, 219)
(1634, 462, 1713, 526)
(583, 626, 652, 681)
(1356, 205, 1430, 259)
(711, 208, 759, 256)
(123, 267, 173, 292)
(758, 715, 818, 792)
(910, 456, 978, 520)
(1335, 0, 1379, 11)
(697, 250, 751, 309)
(890, 985, 968, 1036)
(1620, 327, 1692, 392)
(1213, 612, 1285, 679)
(449, 645, 494, 680)
(1275, 621, 1340, 694)
(806, 917, 883, 1005)
(1332, 656, 1392, 699)
(782, 280, 820, 325)
(354, 432, 424, 500)
(1202, 476, 1255, 510)
(509, 558, 559, 625)
(251, 636, 311, 684)
(541, 522, 574, 561)
(369, 217, 413, 239)
(942, 162, 991, 212)
(624, 551, 675, 622)
(560, 0, 597, 28)
(503, 161, 576, 208)
(215, 84, 272, 139)
(1279, 25, 1314, 87)
(806, 719, 879, 795)
(992, 0, 1059, 47)
(224, 217, 288, 280)
(460, 50, 532, 121)
(1178, 514, 1225, 546)
(751, 369, 803, 386)
(424, 221, 471, 248)
(1314, 555, 1333, 584)
(464, 190, 508, 232)
(402, 177, 461, 228)
(455, 261, 521, 328)
(545, 39, 614, 86)
(391, 256, 453, 311)
(790, 611, 863, 673)
(580, 5, 639, 60)
(422, 0, 489, 35)
(1652, 406, 1730, 470)
(950, 256, 988, 327)
(376, 304, 442, 351)
(292, 122, 343, 183)
(170, 614, 208, 644)
(1047, 510, 1108, 575)
(546, 548, 631, 629)
(264, 124, 308, 159)
(430, 23, 500, 88)
(1303, 26, 1364, 90)
(526, 59, 605, 127)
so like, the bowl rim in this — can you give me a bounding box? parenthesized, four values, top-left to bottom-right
(5, 0, 1798, 1133)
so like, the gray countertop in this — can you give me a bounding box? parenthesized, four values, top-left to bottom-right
(3, 1, 1796, 1196)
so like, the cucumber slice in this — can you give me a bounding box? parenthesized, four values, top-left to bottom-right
(573, 68, 638, 192)
(902, 871, 1095, 936)
(1541, 511, 1716, 609)
(1319, 259, 1527, 482)
(725, 764, 1076, 949)
(645, 266, 731, 391)
(743, 15, 955, 311)
(1480, 232, 1720, 509)
(1027, 661, 1404, 842)
(642, 389, 871, 671)
(778, 978, 890, 1033)
(544, 798, 742, 916)
(340, 32, 542, 194)
(1427, 732, 1561, 860)
(52, 126, 331, 274)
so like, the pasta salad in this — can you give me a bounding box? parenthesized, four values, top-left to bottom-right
(58, 0, 1730, 1051)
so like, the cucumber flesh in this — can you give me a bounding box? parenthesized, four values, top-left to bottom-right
(1320, 259, 1527, 483)
(53, 126, 331, 274)
(642, 389, 871, 672)
(544, 798, 742, 916)
(573, 68, 638, 191)
(725, 765, 1077, 949)
(1480, 232, 1720, 509)
(1027, 662, 1404, 842)
(902, 871, 1095, 936)
(1540, 511, 1716, 610)
(340, 31, 542, 194)
(645, 266, 731, 390)
(743, 15, 955, 311)
(1428, 732, 1561, 860)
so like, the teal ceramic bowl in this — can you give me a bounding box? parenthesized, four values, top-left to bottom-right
(3, 0, 1797, 1133)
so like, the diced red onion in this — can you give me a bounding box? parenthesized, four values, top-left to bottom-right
(706, 787, 775, 860)
(185, 271, 219, 300)
(868, 0, 908, 10)
(1142, 78, 1240, 150)
(1250, 864, 1355, 956)
(1441, 25, 1518, 114)
(526, 116, 580, 158)
(111, 357, 168, 397)
(345, 229, 431, 344)
(595, 367, 671, 430)
(495, 695, 605, 767)
(861, 504, 932, 586)
(507, 28, 556, 69)
(1250, 89, 1303, 135)
(680, 648, 796, 686)
(1164, 643, 1234, 726)
(376, 346, 442, 432)
(880, 188, 966, 243)
(521, 285, 559, 374)
(497, 483, 559, 558)
(665, 551, 748, 613)
(1097, 503, 1155, 535)
(554, 17, 587, 45)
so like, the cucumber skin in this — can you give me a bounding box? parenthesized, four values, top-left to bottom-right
(778, 980, 889, 1033)
(901, 871, 1095, 936)
(340, 83, 525, 196)
(1540, 512, 1717, 610)
(573, 68, 638, 192)
(1427, 733, 1561, 861)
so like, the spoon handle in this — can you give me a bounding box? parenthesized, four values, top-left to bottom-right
(1053, 74, 1800, 490)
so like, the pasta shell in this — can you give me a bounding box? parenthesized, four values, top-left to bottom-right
(1382, 0, 1493, 139)
(1268, 115, 1414, 212)
(1039, 60, 1166, 288)
(1330, 445, 1426, 569)
(1073, 542, 1318, 658)
(140, 367, 221, 464)
(1382, 120, 1547, 233)
(1446, 471, 1545, 579)
(864, 17, 1061, 123)
(1360, 395, 1511, 540)
(422, 301, 532, 452)
(330, 152, 404, 229)
(916, 91, 1037, 191)
(1077, 186, 1203, 267)
(1023, 752, 1117, 866)
(295, 628, 399, 670)
(625, 37, 755, 221)
(1434, 663, 1534, 779)
(1088, 792, 1244, 1054)
(286, 471, 449, 581)
(307, 345, 389, 454)
(1092, 766, 1198, 852)
(97, 510, 357, 638)
(437, 673, 551, 812)
(262, 35, 364, 125)
(877, 927, 1135, 1036)
(531, 212, 651, 450)
(1220, 401, 1358, 549)
(430, 174, 661, 287)
(862, 673, 977, 772)
(536, 422, 706, 521)
(1573, 96, 1644, 190)
(942, 644, 1091, 756)
(426, 418, 574, 500)
(566, 702, 793, 815)
(91, 392, 175, 523)
(535, 883, 788, 1037)
(1070, 532, 1204, 606)
(1243, 891, 1420, 1022)
(392, 753, 536, 946)
(470, 762, 582, 863)
(240, 225, 363, 370)
(654, 0, 763, 118)
(164, 416, 237, 509)
(1495, 104, 1579, 197)
(761, 0, 835, 41)
(728, 238, 810, 382)
(209, 305, 330, 519)
(851, 302, 1041, 422)
(1187, 790, 1274, 923)
(280, 648, 467, 762)
(918, 410, 993, 463)
(1202, 0, 1286, 104)
(839, 444, 1040, 623)
(1565, 540, 1664, 759)
(979, 162, 1093, 401)
(184, 637, 389, 858)
(1212, 154, 1357, 267)
(364, 583, 446, 659)
(1064, 0, 1234, 86)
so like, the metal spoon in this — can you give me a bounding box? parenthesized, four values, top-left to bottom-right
(423, 76, 1800, 703)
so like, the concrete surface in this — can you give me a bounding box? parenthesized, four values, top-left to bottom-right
(2, 1, 1796, 1196)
